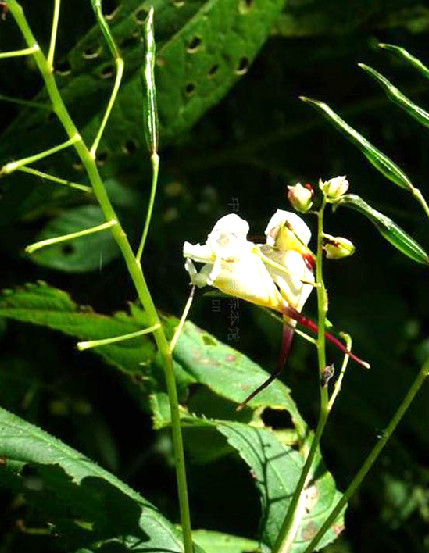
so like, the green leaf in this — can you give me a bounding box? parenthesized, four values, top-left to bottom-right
(192, 530, 259, 553)
(336, 194, 429, 266)
(0, 405, 193, 552)
(359, 63, 429, 129)
(0, 0, 287, 164)
(0, 281, 156, 376)
(171, 321, 307, 438)
(29, 205, 120, 272)
(216, 422, 344, 552)
(300, 96, 414, 191)
(379, 43, 429, 81)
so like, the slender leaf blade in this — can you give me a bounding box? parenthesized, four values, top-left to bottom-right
(336, 194, 429, 265)
(379, 43, 429, 81)
(300, 96, 414, 190)
(359, 63, 429, 129)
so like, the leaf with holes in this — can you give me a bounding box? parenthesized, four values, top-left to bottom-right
(0, 404, 201, 552)
(152, 406, 345, 553)
(171, 321, 307, 437)
(0, 0, 287, 175)
(29, 205, 120, 272)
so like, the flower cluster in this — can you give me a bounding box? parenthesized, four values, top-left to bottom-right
(183, 210, 315, 317)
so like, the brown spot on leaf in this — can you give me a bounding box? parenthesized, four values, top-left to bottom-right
(301, 521, 318, 541)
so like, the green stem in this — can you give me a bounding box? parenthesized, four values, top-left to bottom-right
(17, 166, 91, 193)
(0, 45, 38, 59)
(1, 136, 79, 174)
(25, 219, 117, 254)
(274, 199, 329, 553)
(47, 0, 61, 69)
(137, 152, 159, 261)
(7, 3, 193, 552)
(303, 355, 429, 553)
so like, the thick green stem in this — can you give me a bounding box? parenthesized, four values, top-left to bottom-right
(304, 355, 429, 553)
(274, 200, 329, 553)
(7, 3, 193, 552)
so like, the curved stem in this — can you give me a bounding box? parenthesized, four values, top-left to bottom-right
(304, 356, 429, 553)
(274, 199, 329, 553)
(7, 3, 193, 552)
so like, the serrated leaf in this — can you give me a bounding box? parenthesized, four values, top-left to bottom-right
(336, 194, 429, 265)
(192, 530, 259, 553)
(0, 281, 156, 376)
(166, 414, 343, 553)
(172, 321, 307, 437)
(29, 205, 120, 272)
(300, 96, 414, 191)
(0, 405, 194, 552)
(359, 63, 429, 129)
(380, 43, 429, 81)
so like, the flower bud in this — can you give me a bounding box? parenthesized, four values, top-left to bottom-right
(324, 235, 355, 259)
(320, 176, 348, 202)
(287, 183, 314, 213)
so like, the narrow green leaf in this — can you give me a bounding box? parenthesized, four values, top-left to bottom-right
(140, 7, 158, 155)
(379, 43, 429, 81)
(300, 96, 414, 191)
(336, 195, 429, 266)
(0, 405, 191, 552)
(359, 63, 429, 129)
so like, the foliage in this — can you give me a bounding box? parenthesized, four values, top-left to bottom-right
(0, 1, 428, 553)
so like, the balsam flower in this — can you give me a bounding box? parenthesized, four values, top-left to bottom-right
(183, 211, 315, 316)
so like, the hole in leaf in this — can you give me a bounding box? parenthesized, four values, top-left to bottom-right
(239, 0, 253, 14)
(208, 64, 219, 78)
(235, 57, 249, 75)
(135, 8, 148, 23)
(201, 334, 217, 346)
(121, 35, 138, 50)
(100, 65, 114, 79)
(82, 45, 101, 60)
(47, 111, 56, 121)
(62, 244, 74, 256)
(123, 140, 137, 155)
(261, 408, 294, 431)
(55, 60, 71, 76)
(103, 0, 120, 20)
(185, 82, 196, 96)
(96, 151, 108, 166)
(156, 56, 166, 67)
(187, 36, 202, 53)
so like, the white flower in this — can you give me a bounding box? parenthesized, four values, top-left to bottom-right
(183, 212, 315, 314)
(262, 210, 314, 311)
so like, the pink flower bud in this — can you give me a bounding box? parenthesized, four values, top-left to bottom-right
(287, 183, 314, 213)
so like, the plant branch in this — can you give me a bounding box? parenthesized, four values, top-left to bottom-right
(7, 2, 193, 552)
(274, 198, 330, 553)
(304, 355, 429, 552)
(47, 0, 61, 69)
